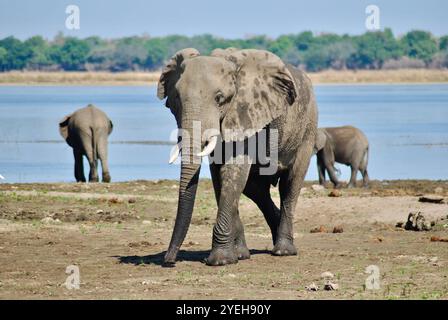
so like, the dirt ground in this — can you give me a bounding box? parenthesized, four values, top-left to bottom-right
(0, 179, 447, 300)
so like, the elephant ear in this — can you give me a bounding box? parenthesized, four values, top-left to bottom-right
(157, 48, 200, 104)
(108, 120, 114, 135)
(221, 49, 297, 142)
(59, 115, 72, 146)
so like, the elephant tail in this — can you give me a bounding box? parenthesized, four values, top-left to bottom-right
(362, 146, 369, 169)
(91, 127, 98, 164)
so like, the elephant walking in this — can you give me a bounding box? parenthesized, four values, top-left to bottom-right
(59, 104, 113, 183)
(315, 126, 369, 188)
(157, 48, 318, 266)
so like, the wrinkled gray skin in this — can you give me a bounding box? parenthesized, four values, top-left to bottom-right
(59, 104, 113, 183)
(157, 48, 317, 267)
(315, 126, 369, 188)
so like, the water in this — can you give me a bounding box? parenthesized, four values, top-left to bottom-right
(0, 84, 447, 183)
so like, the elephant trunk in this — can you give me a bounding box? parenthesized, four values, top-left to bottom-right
(163, 120, 202, 266)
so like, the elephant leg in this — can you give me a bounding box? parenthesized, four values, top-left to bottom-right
(273, 142, 313, 256)
(234, 213, 250, 260)
(361, 169, 369, 188)
(317, 157, 326, 185)
(97, 134, 111, 183)
(206, 160, 251, 266)
(243, 176, 280, 245)
(79, 131, 98, 182)
(359, 150, 369, 188)
(210, 163, 249, 260)
(348, 165, 359, 188)
(87, 156, 99, 183)
(73, 149, 86, 182)
(325, 161, 341, 188)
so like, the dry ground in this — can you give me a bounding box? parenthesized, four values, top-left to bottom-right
(0, 180, 447, 300)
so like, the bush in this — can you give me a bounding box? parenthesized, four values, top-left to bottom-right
(383, 57, 426, 69)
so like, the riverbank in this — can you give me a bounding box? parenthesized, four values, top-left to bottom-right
(0, 179, 447, 299)
(1, 69, 448, 85)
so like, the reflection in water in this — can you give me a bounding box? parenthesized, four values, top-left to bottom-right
(0, 84, 447, 183)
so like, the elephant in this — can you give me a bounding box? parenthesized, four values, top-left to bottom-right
(157, 47, 318, 266)
(315, 126, 369, 188)
(59, 104, 113, 183)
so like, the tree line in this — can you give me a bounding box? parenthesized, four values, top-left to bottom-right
(1, 29, 448, 72)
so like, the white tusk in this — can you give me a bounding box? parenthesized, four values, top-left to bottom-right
(197, 136, 218, 157)
(168, 143, 181, 164)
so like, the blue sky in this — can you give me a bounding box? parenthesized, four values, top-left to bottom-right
(0, 0, 447, 40)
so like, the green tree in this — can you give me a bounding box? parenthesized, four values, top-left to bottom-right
(112, 37, 147, 71)
(24, 36, 51, 69)
(268, 35, 294, 57)
(0, 36, 31, 70)
(438, 35, 448, 51)
(401, 30, 437, 64)
(52, 37, 90, 70)
(0, 47, 7, 71)
(349, 28, 402, 69)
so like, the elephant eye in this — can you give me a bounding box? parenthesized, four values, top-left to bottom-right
(215, 92, 226, 106)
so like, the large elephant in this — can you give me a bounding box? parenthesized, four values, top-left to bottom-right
(315, 126, 369, 188)
(59, 104, 113, 183)
(157, 48, 318, 267)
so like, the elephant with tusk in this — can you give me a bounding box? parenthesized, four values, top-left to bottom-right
(157, 48, 318, 267)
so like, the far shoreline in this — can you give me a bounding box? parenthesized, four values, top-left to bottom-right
(1, 69, 448, 86)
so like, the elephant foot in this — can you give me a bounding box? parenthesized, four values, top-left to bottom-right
(272, 239, 297, 256)
(89, 176, 99, 183)
(347, 183, 356, 189)
(205, 248, 238, 266)
(103, 173, 111, 183)
(335, 183, 343, 189)
(235, 244, 250, 260)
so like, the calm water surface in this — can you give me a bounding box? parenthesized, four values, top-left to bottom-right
(0, 84, 447, 183)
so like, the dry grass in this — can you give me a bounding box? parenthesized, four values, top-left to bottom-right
(0, 69, 448, 85)
(0, 71, 160, 86)
(308, 69, 448, 84)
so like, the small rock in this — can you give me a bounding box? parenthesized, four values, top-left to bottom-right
(328, 190, 342, 197)
(310, 225, 327, 233)
(311, 184, 325, 192)
(128, 198, 136, 204)
(185, 241, 199, 247)
(305, 283, 319, 291)
(404, 212, 432, 231)
(108, 197, 123, 204)
(332, 226, 344, 233)
(142, 220, 152, 225)
(434, 187, 443, 194)
(321, 271, 334, 279)
(40, 217, 61, 224)
(96, 209, 104, 214)
(323, 281, 339, 291)
(418, 195, 444, 204)
(395, 222, 405, 228)
(430, 236, 448, 242)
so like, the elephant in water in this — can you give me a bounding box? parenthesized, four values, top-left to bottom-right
(59, 104, 113, 183)
(157, 48, 318, 266)
(315, 126, 369, 188)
